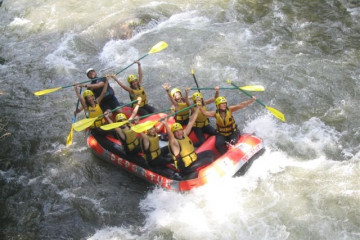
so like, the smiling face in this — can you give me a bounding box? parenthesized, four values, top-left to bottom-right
(148, 127, 157, 136)
(130, 80, 139, 89)
(174, 92, 182, 101)
(174, 129, 184, 139)
(85, 95, 96, 106)
(219, 102, 227, 111)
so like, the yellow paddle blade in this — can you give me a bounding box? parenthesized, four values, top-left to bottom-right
(100, 121, 129, 130)
(240, 85, 265, 91)
(226, 79, 232, 84)
(66, 126, 74, 146)
(266, 106, 286, 122)
(131, 121, 157, 133)
(73, 117, 97, 131)
(148, 41, 168, 54)
(34, 87, 62, 96)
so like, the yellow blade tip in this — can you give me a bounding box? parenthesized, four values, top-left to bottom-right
(226, 79, 231, 84)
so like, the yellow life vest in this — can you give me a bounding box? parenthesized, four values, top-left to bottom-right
(120, 125, 139, 152)
(130, 86, 147, 107)
(88, 103, 105, 128)
(169, 135, 197, 169)
(175, 102, 190, 121)
(194, 105, 209, 128)
(141, 134, 161, 161)
(215, 109, 237, 136)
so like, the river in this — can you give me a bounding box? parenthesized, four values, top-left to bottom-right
(0, 0, 359, 239)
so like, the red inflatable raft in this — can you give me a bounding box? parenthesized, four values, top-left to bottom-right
(87, 110, 265, 192)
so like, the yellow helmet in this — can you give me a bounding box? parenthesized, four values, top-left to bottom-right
(115, 113, 127, 122)
(127, 74, 138, 83)
(192, 92, 203, 102)
(83, 90, 94, 98)
(170, 88, 182, 98)
(171, 123, 183, 132)
(215, 96, 227, 108)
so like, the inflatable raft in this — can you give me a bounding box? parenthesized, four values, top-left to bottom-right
(87, 110, 265, 192)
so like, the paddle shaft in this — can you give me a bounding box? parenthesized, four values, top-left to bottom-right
(229, 82, 266, 107)
(191, 71, 201, 93)
(191, 87, 248, 90)
(72, 87, 82, 123)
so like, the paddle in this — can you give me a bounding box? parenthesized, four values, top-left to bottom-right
(226, 79, 285, 122)
(190, 85, 265, 92)
(115, 41, 168, 75)
(73, 100, 137, 131)
(100, 108, 171, 130)
(191, 69, 201, 93)
(66, 88, 82, 146)
(131, 104, 197, 133)
(33, 41, 168, 96)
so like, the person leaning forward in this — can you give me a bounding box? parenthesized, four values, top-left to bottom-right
(163, 103, 215, 179)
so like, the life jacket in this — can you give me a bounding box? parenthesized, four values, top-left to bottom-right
(87, 103, 105, 128)
(119, 124, 139, 152)
(215, 109, 237, 136)
(175, 102, 190, 121)
(130, 86, 147, 107)
(140, 134, 161, 161)
(194, 105, 209, 128)
(169, 135, 197, 170)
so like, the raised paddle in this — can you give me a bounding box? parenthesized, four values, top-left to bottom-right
(226, 79, 285, 122)
(100, 108, 172, 130)
(33, 41, 168, 96)
(191, 69, 201, 93)
(190, 85, 265, 92)
(131, 104, 197, 133)
(66, 87, 82, 146)
(73, 100, 138, 132)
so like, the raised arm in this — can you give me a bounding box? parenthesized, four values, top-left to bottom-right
(135, 60, 143, 85)
(111, 74, 133, 93)
(204, 86, 219, 105)
(229, 97, 256, 113)
(74, 83, 87, 110)
(162, 119, 178, 149)
(162, 83, 178, 107)
(184, 87, 191, 106)
(96, 74, 110, 104)
(184, 105, 200, 136)
(129, 97, 142, 120)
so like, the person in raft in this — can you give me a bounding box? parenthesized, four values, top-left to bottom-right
(162, 83, 191, 125)
(163, 103, 215, 178)
(199, 96, 256, 155)
(78, 68, 123, 114)
(74, 74, 112, 135)
(139, 121, 173, 168)
(111, 60, 157, 116)
(191, 87, 219, 145)
(104, 97, 148, 168)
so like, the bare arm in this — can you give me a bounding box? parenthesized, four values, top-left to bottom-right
(111, 74, 133, 93)
(96, 74, 110, 104)
(135, 60, 143, 85)
(229, 97, 256, 113)
(199, 105, 216, 118)
(184, 105, 200, 136)
(74, 83, 87, 110)
(184, 87, 191, 106)
(204, 86, 220, 104)
(129, 97, 142, 120)
(162, 83, 178, 107)
(162, 120, 179, 152)
(140, 133, 149, 150)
